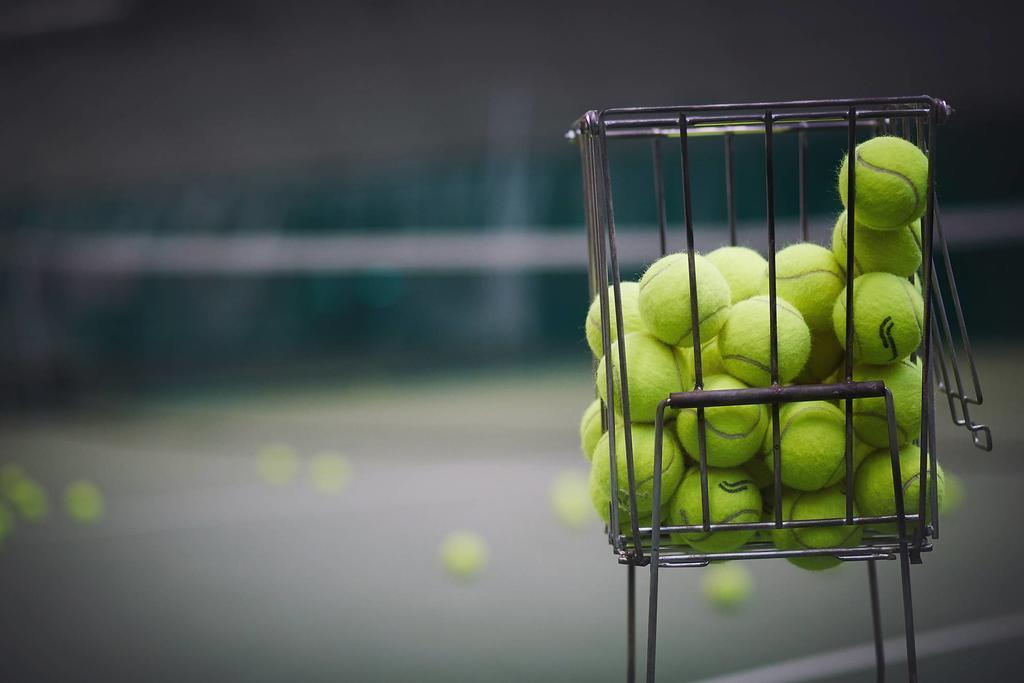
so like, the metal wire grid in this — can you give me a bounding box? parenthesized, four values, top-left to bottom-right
(570, 96, 990, 683)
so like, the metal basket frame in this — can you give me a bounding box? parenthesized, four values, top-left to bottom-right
(569, 95, 991, 683)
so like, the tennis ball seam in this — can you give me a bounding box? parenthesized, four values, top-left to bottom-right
(779, 404, 838, 441)
(686, 406, 762, 441)
(680, 507, 762, 542)
(671, 350, 688, 392)
(901, 279, 924, 340)
(775, 268, 845, 285)
(837, 221, 866, 274)
(667, 302, 732, 346)
(856, 155, 921, 226)
(638, 256, 681, 293)
(620, 445, 681, 503)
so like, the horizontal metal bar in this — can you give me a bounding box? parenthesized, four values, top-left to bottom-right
(601, 95, 940, 117)
(623, 542, 934, 567)
(668, 380, 886, 409)
(617, 513, 923, 539)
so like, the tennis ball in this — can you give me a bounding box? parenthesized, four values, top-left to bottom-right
(765, 400, 858, 492)
(257, 443, 299, 485)
(762, 243, 845, 334)
(550, 470, 592, 528)
(702, 563, 754, 611)
(7, 477, 48, 522)
(833, 272, 924, 365)
(707, 246, 767, 304)
(64, 480, 104, 523)
(717, 295, 811, 386)
(943, 472, 965, 516)
(676, 374, 768, 468)
(852, 359, 923, 448)
(832, 211, 922, 277)
(308, 451, 352, 495)
(793, 329, 844, 384)
(579, 399, 605, 462)
(684, 338, 726, 383)
(585, 282, 645, 357)
(596, 332, 689, 422)
(772, 486, 864, 571)
(0, 502, 13, 542)
(439, 531, 488, 580)
(666, 467, 762, 553)
(854, 445, 944, 530)
(589, 422, 685, 524)
(838, 136, 928, 230)
(638, 252, 732, 347)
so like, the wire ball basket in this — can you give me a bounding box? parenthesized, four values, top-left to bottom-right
(567, 96, 991, 683)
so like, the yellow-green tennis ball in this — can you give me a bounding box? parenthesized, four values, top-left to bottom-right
(943, 472, 965, 516)
(683, 339, 726, 384)
(852, 359, 923, 448)
(308, 451, 352, 495)
(439, 531, 488, 580)
(838, 136, 928, 230)
(8, 477, 48, 523)
(772, 486, 863, 571)
(589, 422, 685, 524)
(765, 401, 853, 492)
(0, 463, 27, 499)
(0, 502, 13, 542)
(257, 443, 299, 485)
(854, 445, 944, 530)
(762, 243, 845, 334)
(833, 272, 923, 365)
(794, 329, 844, 384)
(676, 374, 768, 468)
(666, 467, 762, 553)
(64, 480, 104, 523)
(832, 211, 922, 277)
(702, 563, 754, 612)
(595, 332, 689, 422)
(707, 246, 767, 304)
(550, 471, 592, 529)
(717, 295, 811, 386)
(638, 252, 732, 347)
(579, 399, 605, 462)
(585, 282, 645, 357)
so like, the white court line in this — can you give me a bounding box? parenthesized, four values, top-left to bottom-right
(692, 611, 1024, 683)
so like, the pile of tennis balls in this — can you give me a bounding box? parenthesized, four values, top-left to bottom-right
(580, 136, 945, 571)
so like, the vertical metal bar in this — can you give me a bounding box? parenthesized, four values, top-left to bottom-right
(917, 105, 939, 556)
(679, 114, 711, 531)
(627, 564, 636, 683)
(886, 389, 918, 682)
(646, 401, 669, 683)
(724, 133, 737, 246)
(798, 130, 809, 241)
(844, 107, 858, 524)
(651, 139, 668, 257)
(868, 560, 886, 682)
(598, 122, 643, 557)
(764, 111, 783, 526)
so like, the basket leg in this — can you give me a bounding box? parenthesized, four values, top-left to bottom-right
(645, 558, 660, 682)
(897, 547, 919, 682)
(628, 564, 636, 683)
(867, 560, 885, 682)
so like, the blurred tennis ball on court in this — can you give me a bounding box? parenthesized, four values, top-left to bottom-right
(257, 443, 299, 485)
(64, 480, 105, 523)
(439, 531, 488, 581)
(0, 502, 14, 542)
(702, 563, 753, 612)
(0, 463, 28, 498)
(308, 451, 352, 495)
(7, 478, 48, 523)
(549, 470, 591, 529)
